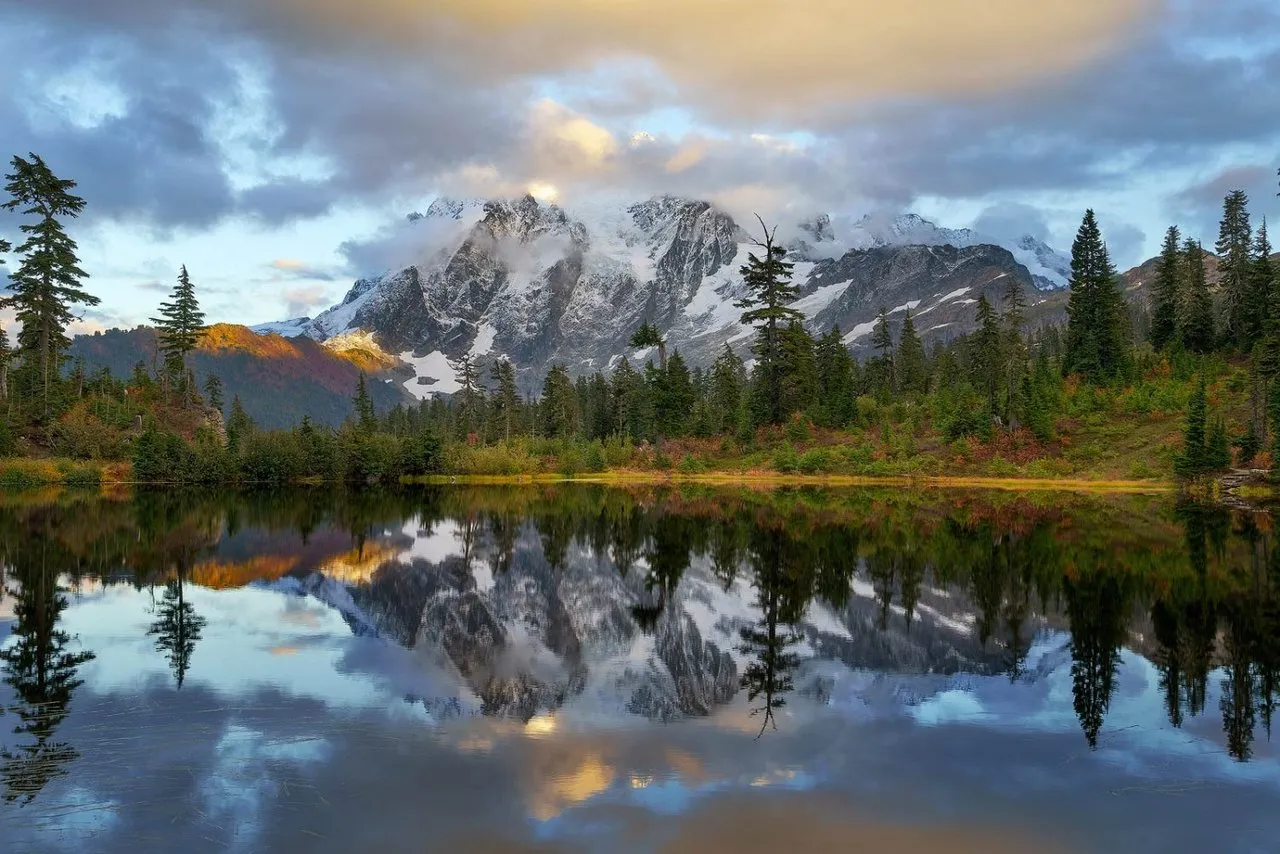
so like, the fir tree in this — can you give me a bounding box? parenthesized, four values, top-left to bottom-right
(0, 154, 94, 419)
(151, 265, 207, 382)
(971, 295, 1002, 412)
(225, 395, 253, 454)
(610, 357, 649, 440)
(1063, 210, 1130, 383)
(628, 322, 667, 370)
(203, 375, 224, 413)
(709, 345, 747, 434)
(1181, 239, 1215, 354)
(489, 359, 521, 442)
(353, 373, 376, 435)
(1150, 225, 1182, 351)
(897, 309, 927, 395)
(777, 322, 818, 419)
(450, 353, 483, 439)
(735, 218, 801, 424)
(1216, 190, 1254, 349)
(655, 349, 695, 436)
(1206, 416, 1232, 471)
(0, 325, 9, 404)
(1001, 276, 1029, 423)
(814, 328, 854, 426)
(542, 364, 578, 438)
(1175, 375, 1208, 478)
(870, 308, 894, 395)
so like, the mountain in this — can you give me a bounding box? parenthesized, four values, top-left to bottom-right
(70, 324, 411, 428)
(256, 196, 1073, 393)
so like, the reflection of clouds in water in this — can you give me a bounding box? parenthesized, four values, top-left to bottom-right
(199, 726, 329, 854)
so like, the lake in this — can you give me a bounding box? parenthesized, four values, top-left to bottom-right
(0, 485, 1276, 853)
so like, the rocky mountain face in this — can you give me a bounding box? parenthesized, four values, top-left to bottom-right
(256, 196, 1075, 394)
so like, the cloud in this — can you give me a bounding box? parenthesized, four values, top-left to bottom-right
(269, 258, 341, 281)
(281, 285, 332, 318)
(973, 203, 1052, 244)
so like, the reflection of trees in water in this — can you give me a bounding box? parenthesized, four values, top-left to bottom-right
(1063, 571, 1128, 749)
(0, 541, 95, 805)
(736, 527, 805, 737)
(148, 561, 207, 690)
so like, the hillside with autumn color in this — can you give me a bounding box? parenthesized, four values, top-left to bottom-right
(71, 323, 410, 428)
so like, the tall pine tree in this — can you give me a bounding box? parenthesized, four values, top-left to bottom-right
(151, 265, 207, 383)
(1150, 225, 1182, 352)
(1063, 210, 1130, 383)
(488, 358, 521, 442)
(870, 308, 894, 395)
(0, 154, 95, 419)
(1181, 239, 1215, 354)
(735, 218, 801, 425)
(1216, 190, 1254, 349)
(897, 309, 927, 395)
(353, 373, 377, 435)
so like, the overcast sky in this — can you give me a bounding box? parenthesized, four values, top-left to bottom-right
(0, 0, 1277, 331)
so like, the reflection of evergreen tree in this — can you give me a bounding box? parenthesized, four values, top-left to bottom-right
(0, 545, 95, 804)
(630, 515, 692, 635)
(865, 550, 896, 631)
(1220, 605, 1257, 762)
(147, 564, 207, 690)
(1064, 571, 1128, 749)
(486, 511, 519, 576)
(737, 527, 806, 737)
(1152, 600, 1188, 728)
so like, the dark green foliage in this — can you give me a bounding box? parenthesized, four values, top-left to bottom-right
(1181, 239, 1215, 354)
(1063, 210, 1131, 383)
(151, 265, 207, 381)
(813, 328, 854, 426)
(451, 353, 484, 438)
(1217, 190, 1254, 349)
(736, 220, 801, 425)
(1206, 417, 1232, 471)
(353, 373, 377, 435)
(1234, 422, 1261, 467)
(777, 322, 818, 420)
(203, 375, 224, 413)
(488, 358, 521, 442)
(1, 154, 94, 420)
(541, 364, 579, 438)
(897, 309, 927, 395)
(654, 349, 695, 436)
(628, 321, 667, 368)
(970, 295, 1002, 410)
(708, 345, 747, 434)
(1150, 225, 1181, 351)
(1175, 376, 1208, 479)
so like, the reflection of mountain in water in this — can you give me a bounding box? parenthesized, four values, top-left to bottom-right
(289, 516, 1014, 723)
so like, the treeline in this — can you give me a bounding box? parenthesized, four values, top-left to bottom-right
(2, 152, 1277, 482)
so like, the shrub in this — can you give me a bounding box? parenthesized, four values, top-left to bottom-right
(797, 448, 832, 474)
(773, 442, 799, 473)
(785, 413, 812, 444)
(677, 454, 707, 474)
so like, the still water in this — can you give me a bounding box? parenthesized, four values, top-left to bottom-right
(0, 485, 1276, 853)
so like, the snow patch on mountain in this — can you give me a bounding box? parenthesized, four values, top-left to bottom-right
(791, 281, 851, 319)
(469, 323, 497, 358)
(400, 350, 460, 399)
(251, 317, 310, 337)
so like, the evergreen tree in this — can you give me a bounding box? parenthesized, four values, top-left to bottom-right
(1253, 221, 1280, 377)
(0, 325, 9, 404)
(1216, 190, 1254, 349)
(735, 218, 801, 424)
(225, 395, 254, 455)
(777, 321, 818, 418)
(1150, 225, 1182, 351)
(628, 322, 667, 370)
(708, 345, 747, 434)
(897, 309, 927, 395)
(970, 295, 1002, 413)
(0, 154, 95, 419)
(610, 357, 650, 440)
(450, 353, 483, 439)
(1001, 276, 1029, 423)
(151, 265, 207, 383)
(1206, 416, 1232, 471)
(352, 372, 376, 435)
(203, 375, 224, 413)
(655, 349, 695, 436)
(1181, 239, 1215, 354)
(814, 328, 853, 426)
(870, 308, 894, 395)
(1175, 375, 1208, 478)
(1063, 210, 1130, 382)
(541, 364, 579, 438)
(488, 359, 521, 442)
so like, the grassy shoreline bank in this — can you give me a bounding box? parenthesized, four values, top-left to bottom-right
(1, 456, 1174, 493)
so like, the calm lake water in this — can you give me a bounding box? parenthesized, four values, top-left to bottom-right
(0, 485, 1277, 853)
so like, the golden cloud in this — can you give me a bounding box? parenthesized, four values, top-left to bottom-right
(267, 0, 1157, 118)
